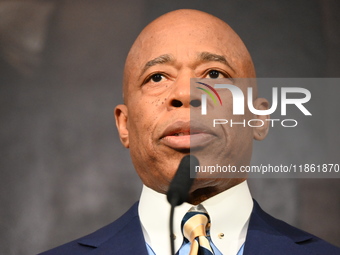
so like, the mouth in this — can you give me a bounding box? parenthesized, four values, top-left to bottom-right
(160, 121, 216, 150)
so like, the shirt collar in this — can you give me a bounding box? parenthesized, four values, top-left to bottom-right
(138, 180, 253, 255)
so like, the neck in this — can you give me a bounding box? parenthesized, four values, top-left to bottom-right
(187, 178, 246, 204)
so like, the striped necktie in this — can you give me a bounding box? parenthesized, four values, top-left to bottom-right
(180, 204, 215, 255)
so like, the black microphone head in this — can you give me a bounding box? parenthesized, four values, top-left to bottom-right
(166, 155, 199, 207)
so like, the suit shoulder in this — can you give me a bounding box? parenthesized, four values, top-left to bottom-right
(246, 200, 340, 255)
(37, 202, 139, 255)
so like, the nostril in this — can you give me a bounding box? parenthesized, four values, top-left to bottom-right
(171, 99, 183, 107)
(190, 99, 201, 107)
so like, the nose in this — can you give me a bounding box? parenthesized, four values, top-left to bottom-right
(167, 75, 201, 109)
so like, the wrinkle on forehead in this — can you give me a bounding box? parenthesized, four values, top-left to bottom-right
(123, 9, 256, 102)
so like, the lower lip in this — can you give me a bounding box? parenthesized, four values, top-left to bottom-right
(160, 133, 215, 150)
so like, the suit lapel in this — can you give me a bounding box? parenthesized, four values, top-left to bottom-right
(77, 202, 149, 255)
(85, 216, 149, 255)
(243, 200, 313, 255)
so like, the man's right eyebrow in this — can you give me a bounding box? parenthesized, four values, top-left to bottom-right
(139, 54, 174, 79)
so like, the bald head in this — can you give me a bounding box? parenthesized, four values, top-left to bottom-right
(123, 9, 256, 102)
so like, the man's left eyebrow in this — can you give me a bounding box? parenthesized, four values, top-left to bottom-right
(139, 54, 174, 79)
(197, 52, 235, 73)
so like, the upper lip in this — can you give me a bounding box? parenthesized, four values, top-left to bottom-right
(160, 120, 216, 139)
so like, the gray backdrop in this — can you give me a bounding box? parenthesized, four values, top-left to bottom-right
(0, 0, 339, 254)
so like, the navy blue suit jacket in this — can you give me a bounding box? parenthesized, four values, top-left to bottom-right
(38, 200, 340, 255)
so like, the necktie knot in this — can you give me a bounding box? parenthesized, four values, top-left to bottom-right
(182, 211, 210, 242)
(181, 204, 215, 255)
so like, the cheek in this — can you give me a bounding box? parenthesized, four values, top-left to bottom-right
(126, 96, 166, 148)
(229, 118, 254, 165)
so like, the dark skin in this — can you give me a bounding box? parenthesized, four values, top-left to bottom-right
(115, 9, 270, 204)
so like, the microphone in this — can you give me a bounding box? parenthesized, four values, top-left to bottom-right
(166, 155, 199, 255)
(167, 155, 199, 206)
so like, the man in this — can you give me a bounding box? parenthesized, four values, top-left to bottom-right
(39, 9, 340, 255)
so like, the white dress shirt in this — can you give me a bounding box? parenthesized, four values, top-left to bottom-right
(138, 180, 253, 255)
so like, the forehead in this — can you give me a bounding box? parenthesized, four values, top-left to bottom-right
(123, 13, 255, 97)
(136, 21, 231, 62)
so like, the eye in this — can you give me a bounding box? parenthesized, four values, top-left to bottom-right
(150, 73, 165, 82)
(142, 72, 171, 86)
(206, 70, 224, 79)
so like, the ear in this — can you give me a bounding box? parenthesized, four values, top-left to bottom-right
(114, 104, 129, 148)
(252, 98, 270, 141)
